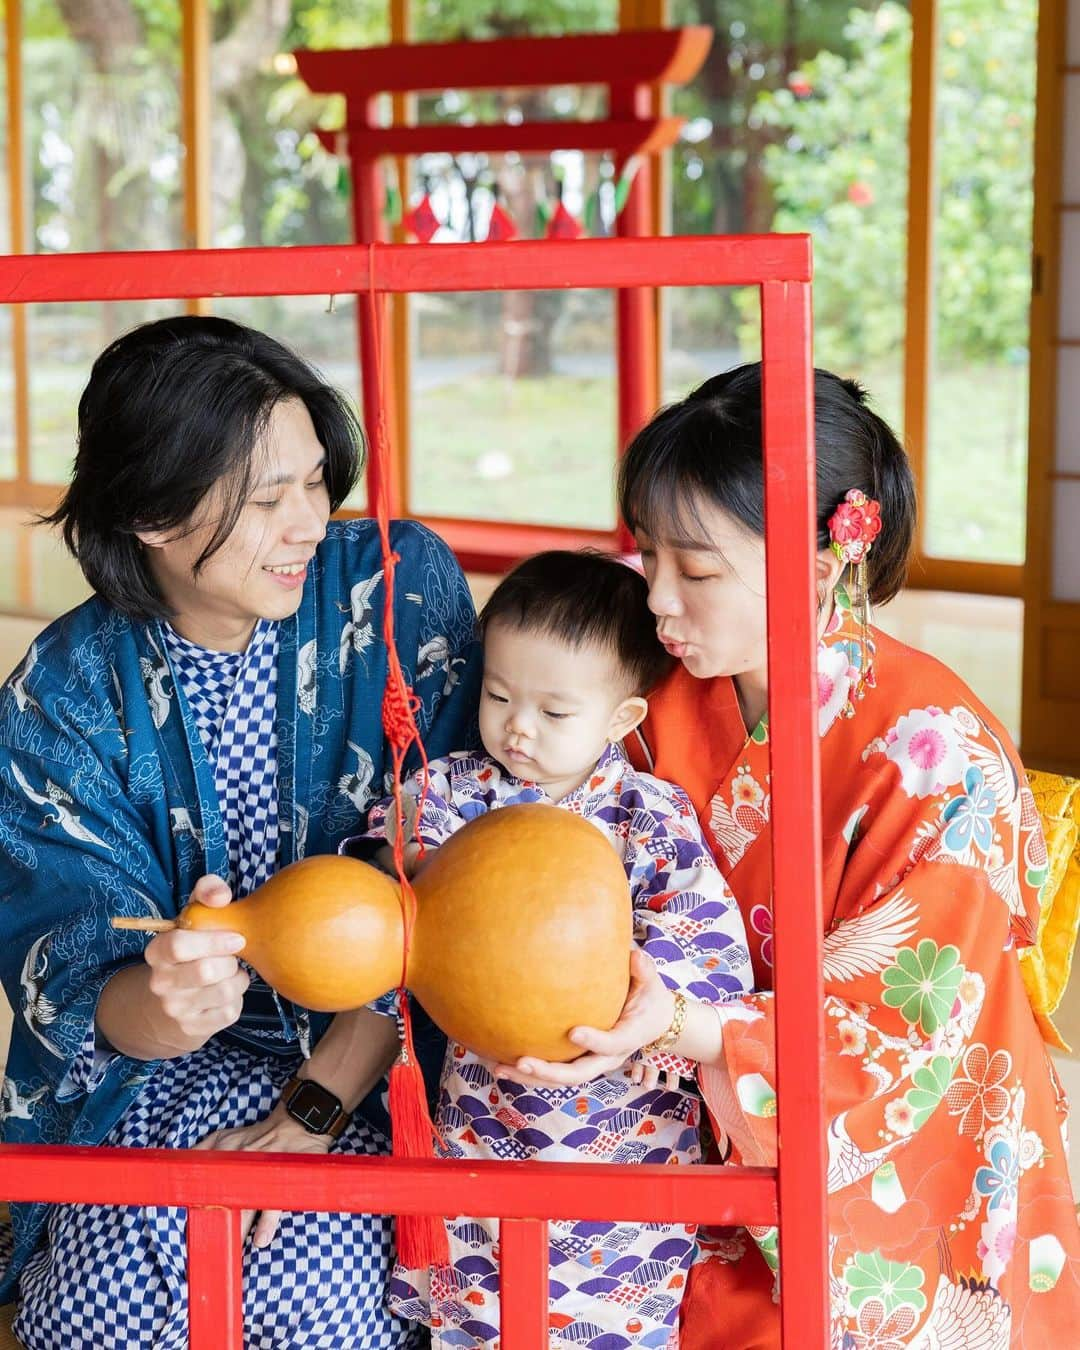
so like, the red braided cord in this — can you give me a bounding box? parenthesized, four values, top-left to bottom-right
(365, 244, 432, 1076)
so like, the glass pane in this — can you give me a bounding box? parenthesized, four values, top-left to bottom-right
(0, 6, 13, 480)
(24, 0, 183, 484)
(409, 287, 616, 528)
(401, 2, 620, 530)
(668, 1, 910, 434)
(406, 142, 618, 529)
(211, 5, 390, 512)
(924, 0, 1036, 565)
(410, 3, 618, 41)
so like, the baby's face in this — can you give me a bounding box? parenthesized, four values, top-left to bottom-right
(479, 621, 636, 802)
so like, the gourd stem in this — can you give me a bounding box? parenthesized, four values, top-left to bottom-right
(110, 917, 178, 933)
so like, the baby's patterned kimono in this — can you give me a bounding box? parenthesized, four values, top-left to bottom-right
(627, 593, 1080, 1349)
(360, 743, 753, 1350)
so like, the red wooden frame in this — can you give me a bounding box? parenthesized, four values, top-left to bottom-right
(0, 234, 827, 1348)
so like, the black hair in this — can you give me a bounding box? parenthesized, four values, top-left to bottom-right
(618, 363, 916, 605)
(43, 314, 364, 619)
(479, 550, 673, 695)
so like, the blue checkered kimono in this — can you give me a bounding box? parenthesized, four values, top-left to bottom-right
(0, 518, 481, 1343)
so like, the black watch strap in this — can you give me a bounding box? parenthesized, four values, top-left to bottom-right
(281, 1075, 350, 1139)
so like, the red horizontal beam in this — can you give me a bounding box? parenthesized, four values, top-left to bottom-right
(0, 1147, 778, 1227)
(322, 117, 685, 160)
(416, 517, 623, 574)
(0, 237, 812, 306)
(294, 28, 712, 97)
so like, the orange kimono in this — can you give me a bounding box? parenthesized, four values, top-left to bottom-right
(627, 598, 1080, 1348)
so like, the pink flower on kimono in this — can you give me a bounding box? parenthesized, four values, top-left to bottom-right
(750, 904, 774, 967)
(977, 1206, 1017, 1282)
(818, 643, 856, 732)
(882, 707, 968, 799)
(946, 1044, 1012, 1139)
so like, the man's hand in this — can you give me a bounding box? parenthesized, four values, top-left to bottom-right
(193, 1103, 335, 1248)
(99, 874, 250, 1060)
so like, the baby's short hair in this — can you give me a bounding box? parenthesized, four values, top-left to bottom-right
(479, 550, 673, 695)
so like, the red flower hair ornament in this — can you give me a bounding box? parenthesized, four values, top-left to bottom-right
(828, 488, 882, 566)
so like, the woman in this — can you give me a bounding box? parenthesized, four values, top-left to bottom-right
(0, 315, 481, 1348)
(499, 365, 1080, 1347)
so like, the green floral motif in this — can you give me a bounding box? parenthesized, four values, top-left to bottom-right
(905, 1054, 955, 1129)
(750, 719, 769, 745)
(845, 1250, 927, 1315)
(881, 940, 964, 1035)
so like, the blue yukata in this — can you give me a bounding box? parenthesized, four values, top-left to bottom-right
(359, 744, 753, 1350)
(0, 519, 481, 1349)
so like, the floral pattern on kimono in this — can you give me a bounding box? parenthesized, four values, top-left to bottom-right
(626, 595, 1080, 1349)
(359, 743, 753, 1349)
(0, 518, 482, 1301)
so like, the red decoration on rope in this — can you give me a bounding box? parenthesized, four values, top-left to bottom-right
(402, 193, 441, 243)
(545, 199, 584, 240)
(366, 245, 449, 1268)
(485, 202, 518, 242)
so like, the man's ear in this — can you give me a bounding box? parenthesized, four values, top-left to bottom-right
(609, 695, 649, 743)
(134, 527, 171, 550)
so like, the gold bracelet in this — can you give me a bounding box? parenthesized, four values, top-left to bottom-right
(643, 991, 687, 1057)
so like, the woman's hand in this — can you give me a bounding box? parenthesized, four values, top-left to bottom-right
(494, 948, 676, 1089)
(193, 1102, 333, 1249)
(142, 874, 250, 1055)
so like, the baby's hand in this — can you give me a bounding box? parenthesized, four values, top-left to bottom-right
(494, 949, 675, 1088)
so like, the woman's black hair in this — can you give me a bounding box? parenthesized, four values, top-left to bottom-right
(479, 550, 673, 695)
(43, 314, 364, 619)
(618, 363, 916, 605)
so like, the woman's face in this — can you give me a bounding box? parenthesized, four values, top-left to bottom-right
(635, 496, 769, 683)
(139, 398, 331, 650)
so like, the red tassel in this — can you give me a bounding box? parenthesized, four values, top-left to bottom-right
(389, 1018, 450, 1267)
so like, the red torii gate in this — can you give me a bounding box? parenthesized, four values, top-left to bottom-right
(0, 233, 828, 1349)
(293, 28, 712, 571)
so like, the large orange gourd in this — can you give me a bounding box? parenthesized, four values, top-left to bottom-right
(115, 804, 631, 1064)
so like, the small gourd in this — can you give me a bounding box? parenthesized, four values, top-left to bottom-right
(114, 803, 631, 1064)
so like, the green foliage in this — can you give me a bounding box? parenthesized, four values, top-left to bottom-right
(749, 0, 1036, 365)
(411, 0, 616, 42)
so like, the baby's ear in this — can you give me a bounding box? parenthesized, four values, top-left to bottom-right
(609, 695, 648, 742)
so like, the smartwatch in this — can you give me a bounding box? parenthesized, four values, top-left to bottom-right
(281, 1076, 350, 1139)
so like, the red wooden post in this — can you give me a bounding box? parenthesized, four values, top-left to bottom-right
(760, 278, 829, 1345)
(499, 1218, 549, 1350)
(612, 81, 658, 555)
(187, 1205, 244, 1349)
(350, 93, 403, 518)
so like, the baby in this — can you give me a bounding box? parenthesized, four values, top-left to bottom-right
(363, 550, 752, 1350)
